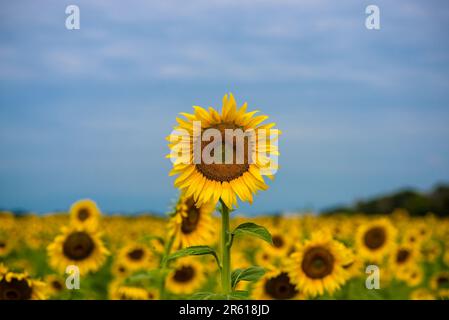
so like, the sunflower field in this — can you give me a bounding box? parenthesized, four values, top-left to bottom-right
(1, 94, 448, 301)
(0, 206, 449, 300)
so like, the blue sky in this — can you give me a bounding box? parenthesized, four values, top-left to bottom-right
(0, 0, 448, 215)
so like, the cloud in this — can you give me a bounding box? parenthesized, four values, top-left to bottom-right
(0, 0, 448, 90)
(1, 0, 449, 213)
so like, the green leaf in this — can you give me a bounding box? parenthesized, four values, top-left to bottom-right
(190, 292, 227, 300)
(232, 223, 273, 245)
(125, 269, 168, 285)
(229, 290, 249, 300)
(165, 246, 220, 268)
(231, 266, 265, 289)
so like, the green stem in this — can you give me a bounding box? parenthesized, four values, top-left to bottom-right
(220, 199, 232, 297)
(159, 234, 175, 299)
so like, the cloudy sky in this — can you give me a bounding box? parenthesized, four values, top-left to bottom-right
(0, 0, 448, 214)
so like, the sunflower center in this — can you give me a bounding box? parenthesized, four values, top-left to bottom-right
(363, 227, 386, 250)
(181, 206, 201, 234)
(52, 280, 63, 291)
(437, 276, 449, 288)
(0, 241, 5, 249)
(127, 249, 144, 261)
(196, 123, 250, 182)
(0, 278, 32, 300)
(77, 208, 90, 221)
(396, 249, 410, 264)
(302, 247, 334, 279)
(63, 231, 95, 261)
(264, 272, 298, 299)
(173, 266, 195, 283)
(272, 235, 284, 248)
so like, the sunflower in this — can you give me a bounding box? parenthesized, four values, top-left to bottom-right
(167, 93, 280, 209)
(254, 249, 276, 268)
(341, 252, 364, 279)
(166, 257, 206, 295)
(47, 226, 109, 275)
(287, 232, 352, 297)
(390, 245, 419, 272)
(0, 211, 15, 230)
(414, 222, 432, 241)
(109, 280, 159, 300)
(69, 199, 101, 230)
(430, 271, 449, 294)
(0, 266, 46, 300)
(402, 227, 423, 247)
(111, 261, 130, 279)
(410, 288, 435, 300)
(149, 237, 165, 254)
(0, 237, 14, 257)
(252, 270, 303, 300)
(167, 194, 216, 249)
(444, 249, 449, 267)
(117, 243, 158, 271)
(355, 218, 397, 262)
(421, 239, 441, 262)
(398, 265, 423, 287)
(264, 231, 292, 257)
(44, 274, 65, 297)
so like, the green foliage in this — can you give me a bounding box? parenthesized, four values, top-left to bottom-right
(190, 292, 227, 300)
(228, 290, 249, 300)
(232, 223, 273, 245)
(125, 269, 168, 286)
(164, 245, 220, 268)
(231, 266, 265, 289)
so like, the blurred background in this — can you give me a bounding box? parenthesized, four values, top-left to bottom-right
(0, 0, 448, 215)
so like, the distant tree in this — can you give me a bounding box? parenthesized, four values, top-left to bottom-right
(324, 184, 449, 217)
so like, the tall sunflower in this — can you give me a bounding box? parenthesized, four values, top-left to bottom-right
(47, 226, 109, 275)
(287, 232, 353, 297)
(167, 194, 216, 249)
(0, 265, 46, 300)
(167, 93, 280, 209)
(355, 218, 397, 262)
(69, 199, 101, 230)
